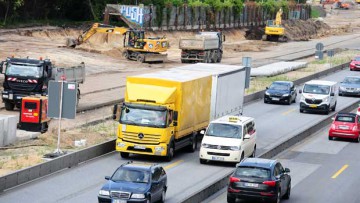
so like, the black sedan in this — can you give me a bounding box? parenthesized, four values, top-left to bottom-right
(227, 158, 291, 203)
(264, 81, 297, 105)
(98, 162, 167, 203)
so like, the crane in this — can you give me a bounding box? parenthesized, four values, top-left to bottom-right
(66, 23, 169, 63)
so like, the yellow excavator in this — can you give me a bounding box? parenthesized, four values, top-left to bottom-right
(66, 23, 168, 63)
(262, 8, 288, 42)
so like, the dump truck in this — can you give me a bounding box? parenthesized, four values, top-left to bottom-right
(0, 57, 85, 110)
(112, 63, 248, 161)
(179, 32, 225, 63)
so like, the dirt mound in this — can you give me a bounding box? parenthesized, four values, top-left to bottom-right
(245, 27, 265, 40)
(283, 19, 332, 41)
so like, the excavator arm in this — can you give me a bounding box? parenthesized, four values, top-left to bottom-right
(275, 8, 283, 26)
(67, 23, 128, 48)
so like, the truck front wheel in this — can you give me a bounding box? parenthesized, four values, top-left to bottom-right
(165, 142, 174, 162)
(5, 101, 15, 111)
(120, 152, 130, 159)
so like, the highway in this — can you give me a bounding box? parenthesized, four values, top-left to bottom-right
(1, 58, 360, 203)
(206, 111, 360, 203)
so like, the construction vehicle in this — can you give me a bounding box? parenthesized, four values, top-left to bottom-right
(0, 57, 85, 111)
(333, 0, 350, 9)
(112, 63, 248, 161)
(179, 31, 225, 63)
(67, 23, 168, 63)
(262, 8, 288, 42)
(18, 96, 50, 133)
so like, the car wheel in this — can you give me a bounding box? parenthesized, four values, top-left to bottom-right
(200, 158, 207, 164)
(272, 190, 281, 203)
(4, 101, 15, 111)
(264, 99, 268, 104)
(287, 99, 292, 105)
(331, 102, 337, 111)
(293, 96, 297, 103)
(284, 182, 291, 199)
(120, 152, 129, 158)
(146, 196, 151, 203)
(227, 195, 236, 203)
(356, 136, 360, 143)
(160, 189, 166, 203)
(339, 92, 342, 96)
(165, 142, 174, 162)
(329, 136, 334, 141)
(250, 146, 256, 158)
(300, 108, 304, 113)
(186, 133, 197, 152)
(240, 152, 245, 161)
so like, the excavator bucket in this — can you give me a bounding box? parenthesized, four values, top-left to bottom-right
(66, 38, 78, 48)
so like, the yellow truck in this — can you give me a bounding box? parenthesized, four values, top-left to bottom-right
(113, 63, 248, 161)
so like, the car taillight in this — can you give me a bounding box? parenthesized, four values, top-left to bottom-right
(198, 51, 205, 56)
(229, 176, 240, 183)
(331, 124, 336, 130)
(263, 180, 276, 187)
(353, 126, 358, 131)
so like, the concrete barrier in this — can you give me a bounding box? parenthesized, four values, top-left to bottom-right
(0, 62, 350, 193)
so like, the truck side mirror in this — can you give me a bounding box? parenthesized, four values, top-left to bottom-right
(173, 121, 178, 126)
(0, 61, 5, 74)
(299, 89, 302, 94)
(330, 93, 335, 96)
(112, 104, 121, 121)
(173, 111, 178, 121)
(200, 130, 205, 135)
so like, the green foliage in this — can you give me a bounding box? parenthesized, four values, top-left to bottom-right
(188, 0, 208, 7)
(311, 9, 320, 18)
(260, 0, 278, 13)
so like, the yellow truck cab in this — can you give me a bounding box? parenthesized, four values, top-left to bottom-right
(113, 63, 248, 161)
(199, 115, 256, 164)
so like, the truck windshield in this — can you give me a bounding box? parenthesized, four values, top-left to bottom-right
(6, 64, 43, 78)
(303, 84, 330, 95)
(206, 123, 242, 139)
(120, 106, 167, 128)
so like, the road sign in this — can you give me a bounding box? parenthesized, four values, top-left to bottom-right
(327, 49, 335, 57)
(48, 81, 77, 119)
(316, 43, 324, 51)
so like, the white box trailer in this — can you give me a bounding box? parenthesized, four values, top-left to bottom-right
(173, 63, 246, 121)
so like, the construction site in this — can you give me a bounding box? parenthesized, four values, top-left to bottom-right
(0, 1, 360, 176)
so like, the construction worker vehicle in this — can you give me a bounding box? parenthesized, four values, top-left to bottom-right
(262, 8, 288, 42)
(0, 57, 85, 111)
(67, 23, 168, 63)
(179, 31, 225, 63)
(112, 63, 248, 161)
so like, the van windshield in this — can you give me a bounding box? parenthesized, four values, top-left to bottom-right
(206, 123, 242, 139)
(303, 84, 330, 95)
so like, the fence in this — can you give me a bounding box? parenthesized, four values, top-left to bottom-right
(104, 4, 311, 31)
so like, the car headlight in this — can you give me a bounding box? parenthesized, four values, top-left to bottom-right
(357, 88, 360, 91)
(131, 193, 145, 199)
(117, 142, 125, 147)
(201, 143, 210, 148)
(155, 146, 165, 152)
(339, 86, 346, 91)
(265, 91, 270, 96)
(283, 94, 289, 97)
(99, 190, 110, 196)
(230, 146, 241, 151)
(300, 95, 305, 101)
(323, 96, 330, 102)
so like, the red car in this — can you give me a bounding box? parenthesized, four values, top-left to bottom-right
(329, 113, 360, 142)
(350, 56, 360, 71)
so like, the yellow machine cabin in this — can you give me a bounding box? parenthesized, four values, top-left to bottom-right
(263, 8, 288, 42)
(67, 23, 168, 63)
(113, 64, 247, 161)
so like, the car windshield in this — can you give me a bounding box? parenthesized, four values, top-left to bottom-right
(235, 166, 270, 179)
(354, 57, 360, 61)
(336, 115, 355, 123)
(269, 83, 290, 91)
(303, 84, 330, 95)
(111, 168, 150, 183)
(6, 64, 43, 78)
(120, 106, 167, 128)
(206, 123, 242, 139)
(342, 77, 360, 84)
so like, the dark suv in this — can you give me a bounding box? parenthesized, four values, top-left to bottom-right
(227, 158, 291, 203)
(98, 162, 167, 203)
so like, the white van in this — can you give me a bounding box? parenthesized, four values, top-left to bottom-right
(299, 80, 338, 114)
(199, 116, 256, 164)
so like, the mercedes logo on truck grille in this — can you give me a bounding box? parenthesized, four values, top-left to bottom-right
(138, 133, 144, 139)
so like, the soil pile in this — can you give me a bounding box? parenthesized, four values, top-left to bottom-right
(284, 19, 332, 41)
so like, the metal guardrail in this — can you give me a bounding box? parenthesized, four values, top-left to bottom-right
(0, 62, 350, 194)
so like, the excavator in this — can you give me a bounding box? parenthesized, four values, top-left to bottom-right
(262, 8, 288, 42)
(66, 23, 168, 63)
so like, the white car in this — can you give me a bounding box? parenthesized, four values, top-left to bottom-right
(199, 115, 256, 164)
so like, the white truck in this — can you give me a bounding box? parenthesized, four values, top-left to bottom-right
(179, 32, 225, 63)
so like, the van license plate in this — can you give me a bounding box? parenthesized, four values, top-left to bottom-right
(212, 156, 224, 161)
(134, 145, 146, 150)
(244, 183, 259, 187)
(309, 104, 317, 108)
(112, 200, 127, 203)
